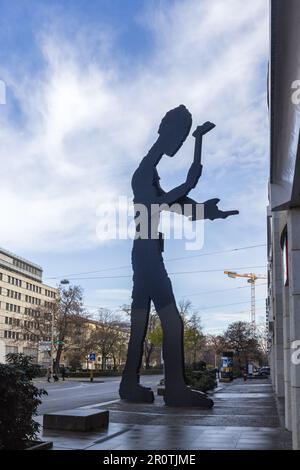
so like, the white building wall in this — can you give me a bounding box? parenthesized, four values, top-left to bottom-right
(287, 208, 300, 449)
(271, 213, 285, 397)
(283, 282, 292, 430)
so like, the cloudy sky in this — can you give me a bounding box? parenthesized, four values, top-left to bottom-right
(0, 0, 269, 333)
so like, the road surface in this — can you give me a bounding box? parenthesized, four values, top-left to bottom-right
(37, 375, 162, 415)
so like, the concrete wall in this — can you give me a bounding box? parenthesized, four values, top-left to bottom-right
(270, 213, 285, 397)
(269, 208, 300, 448)
(287, 208, 300, 449)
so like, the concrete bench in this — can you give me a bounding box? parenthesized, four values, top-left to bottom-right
(43, 409, 109, 432)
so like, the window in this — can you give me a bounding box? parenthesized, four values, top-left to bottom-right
(5, 346, 18, 355)
(23, 347, 38, 359)
(7, 289, 21, 300)
(7, 275, 22, 287)
(6, 302, 21, 313)
(281, 227, 289, 286)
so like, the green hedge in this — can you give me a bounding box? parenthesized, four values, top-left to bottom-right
(66, 368, 163, 378)
(67, 370, 120, 378)
(185, 369, 217, 393)
(140, 368, 163, 375)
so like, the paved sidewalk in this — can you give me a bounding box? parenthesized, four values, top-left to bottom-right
(38, 378, 292, 450)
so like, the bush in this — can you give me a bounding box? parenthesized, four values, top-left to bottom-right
(35, 368, 47, 378)
(67, 370, 121, 378)
(68, 354, 83, 372)
(0, 354, 47, 450)
(66, 368, 163, 378)
(140, 368, 163, 375)
(185, 369, 217, 393)
(188, 361, 207, 371)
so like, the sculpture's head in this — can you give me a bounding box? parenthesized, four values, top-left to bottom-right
(158, 104, 192, 157)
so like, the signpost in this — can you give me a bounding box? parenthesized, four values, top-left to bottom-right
(220, 351, 234, 382)
(38, 341, 52, 352)
(88, 353, 96, 382)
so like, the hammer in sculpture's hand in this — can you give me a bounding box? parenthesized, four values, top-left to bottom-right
(186, 121, 216, 189)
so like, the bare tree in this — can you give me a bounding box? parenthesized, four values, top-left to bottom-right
(23, 284, 87, 373)
(52, 285, 87, 373)
(205, 334, 227, 367)
(87, 309, 127, 370)
(178, 299, 192, 319)
(223, 321, 261, 370)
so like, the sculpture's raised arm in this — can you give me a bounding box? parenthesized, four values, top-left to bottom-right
(156, 121, 216, 205)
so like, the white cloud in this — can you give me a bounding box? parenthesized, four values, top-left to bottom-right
(0, 0, 269, 253)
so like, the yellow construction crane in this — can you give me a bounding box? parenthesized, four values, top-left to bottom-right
(224, 271, 267, 324)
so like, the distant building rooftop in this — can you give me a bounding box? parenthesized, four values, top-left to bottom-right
(0, 246, 43, 282)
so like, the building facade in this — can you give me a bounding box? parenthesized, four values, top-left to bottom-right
(60, 319, 131, 371)
(268, 0, 300, 450)
(0, 247, 57, 364)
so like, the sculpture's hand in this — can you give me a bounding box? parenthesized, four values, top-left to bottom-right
(204, 198, 239, 220)
(192, 121, 215, 138)
(192, 122, 215, 168)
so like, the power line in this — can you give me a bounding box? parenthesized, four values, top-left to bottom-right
(194, 298, 266, 311)
(0, 283, 267, 314)
(182, 283, 267, 298)
(45, 242, 266, 280)
(201, 306, 267, 318)
(59, 265, 266, 281)
(165, 243, 266, 262)
(82, 297, 266, 313)
(0, 303, 267, 320)
(84, 292, 267, 310)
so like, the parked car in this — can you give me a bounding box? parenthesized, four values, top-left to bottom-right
(259, 366, 270, 376)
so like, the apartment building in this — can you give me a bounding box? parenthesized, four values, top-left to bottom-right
(0, 247, 57, 364)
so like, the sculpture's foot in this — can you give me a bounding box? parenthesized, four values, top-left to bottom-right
(119, 381, 154, 403)
(164, 385, 214, 408)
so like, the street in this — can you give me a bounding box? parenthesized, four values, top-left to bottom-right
(37, 375, 162, 415)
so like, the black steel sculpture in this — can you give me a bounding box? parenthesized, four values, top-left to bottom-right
(119, 105, 238, 407)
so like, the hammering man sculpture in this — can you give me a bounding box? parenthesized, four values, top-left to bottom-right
(120, 105, 238, 407)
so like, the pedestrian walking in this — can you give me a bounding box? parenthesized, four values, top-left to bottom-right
(53, 372, 59, 382)
(46, 367, 51, 383)
(61, 366, 66, 381)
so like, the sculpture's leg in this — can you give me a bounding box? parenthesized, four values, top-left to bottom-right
(152, 277, 214, 408)
(119, 297, 154, 403)
(155, 301, 187, 388)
